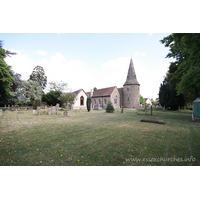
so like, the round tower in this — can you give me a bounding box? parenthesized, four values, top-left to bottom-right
(123, 58, 140, 108)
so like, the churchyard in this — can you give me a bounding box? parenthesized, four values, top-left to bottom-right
(0, 108, 200, 166)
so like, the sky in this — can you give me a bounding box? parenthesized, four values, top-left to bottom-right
(2, 33, 174, 100)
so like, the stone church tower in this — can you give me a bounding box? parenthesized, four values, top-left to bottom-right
(123, 58, 140, 108)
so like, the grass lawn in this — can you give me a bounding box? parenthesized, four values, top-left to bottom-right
(0, 108, 200, 166)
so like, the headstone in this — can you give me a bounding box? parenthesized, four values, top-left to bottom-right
(33, 110, 36, 114)
(0, 109, 2, 117)
(37, 111, 41, 115)
(48, 108, 52, 115)
(45, 105, 48, 113)
(63, 111, 68, 117)
(18, 112, 24, 114)
(150, 105, 152, 115)
(56, 107, 60, 114)
(52, 107, 56, 114)
(118, 107, 120, 112)
(4, 105, 6, 107)
(8, 105, 10, 110)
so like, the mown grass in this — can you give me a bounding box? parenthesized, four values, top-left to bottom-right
(0, 108, 200, 166)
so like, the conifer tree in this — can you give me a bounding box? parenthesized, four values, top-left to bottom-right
(106, 100, 114, 113)
(86, 97, 91, 112)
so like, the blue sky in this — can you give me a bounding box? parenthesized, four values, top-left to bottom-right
(2, 33, 174, 99)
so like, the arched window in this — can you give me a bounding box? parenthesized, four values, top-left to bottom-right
(80, 96, 84, 106)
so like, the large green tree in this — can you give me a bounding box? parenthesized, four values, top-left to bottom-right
(0, 41, 15, 106)
(22, 80, 43, 102)
(59, 92, 76, 109)
(160, 33, 200, 102)
(29, 66, 47, 90)
(42, 90, 62, 106)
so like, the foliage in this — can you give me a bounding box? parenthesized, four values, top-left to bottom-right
(159, 81, 185, 110)
(140, 95, 145, 104)
(106, 100, 114, 113)
(86, 97, 91, 112)
(160, 33, 200, 102)
(29, 66, 47, 90)
(59, 92, 76, 109)
(48, 81, 68, 92)
(93, 87, 97, 91)
(22, 80, 43, 102)
(0, 41, 15, 106)
(42, 90, 62, 106)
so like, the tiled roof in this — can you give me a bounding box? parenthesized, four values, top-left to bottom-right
(124, 58, 140, 86)
(86, 92, 91, 97)
(117, 87, 123, 94)
(72, 89, 82, 95)
(92, 86, 116, 98)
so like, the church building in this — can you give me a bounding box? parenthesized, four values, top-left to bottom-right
(72, 58, 140, 109)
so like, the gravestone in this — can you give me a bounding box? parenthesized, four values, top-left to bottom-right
(118, 107, 120, 112)
(48, 108, 52, 115)
(4, 105, 6, 108)
(18, 112, 24, 114)
(44, 105, 48, 113)
(63, 111, 68, 117)
(56, 107, 60, 115)
(52, 107, 56, 114)
(0, 109, 2, 117)
(33, 110, 36, 114)
(8, 105, 10, 110)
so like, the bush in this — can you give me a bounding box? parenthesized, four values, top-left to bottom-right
(106, 101, 114, 113)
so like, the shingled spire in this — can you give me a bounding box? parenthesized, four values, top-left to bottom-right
(123, 58, 140, 86)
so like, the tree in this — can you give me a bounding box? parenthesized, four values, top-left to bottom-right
(48, 81, 68, 92)
(106, 100, 114, 113)
(86, 97, 91, 112)
(42, 90, 62, 106)
(93, 87, 97, 91)
(159, 81, 185, 110)
(29, 66, 47, 90)
(0, 41, 15, 106)
(160, 33, 200, 102)
(22, 80, 43, 102)
(140, 95, 145, 104)
(59, 93, 76, 109)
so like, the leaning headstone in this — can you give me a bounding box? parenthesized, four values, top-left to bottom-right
(63, 111, 68, 117)
(0, 109, 2, 117)
(33, 110, 36, 114)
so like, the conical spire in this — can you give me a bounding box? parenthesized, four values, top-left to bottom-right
(123, 58, 139, 86)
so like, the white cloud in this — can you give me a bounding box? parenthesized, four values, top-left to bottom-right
(35, 50, 48, 56)
(5, 49, 36, 80)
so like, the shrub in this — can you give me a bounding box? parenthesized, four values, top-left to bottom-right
(106, 101, 114, 113)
